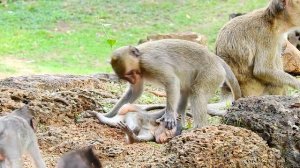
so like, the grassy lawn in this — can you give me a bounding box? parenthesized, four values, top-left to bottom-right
(0, 0, 267, 76)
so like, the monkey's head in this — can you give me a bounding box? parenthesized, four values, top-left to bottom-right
(12, 105, 35, 131)
(110, 46, 142, 85)
(57, 147, 102, 168)
(269, 0, 300, 26)
(154, 122, 182, 144)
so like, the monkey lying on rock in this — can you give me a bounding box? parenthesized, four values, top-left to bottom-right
(104, 39, 241, 129)
(89, 104, 182, 144)
(0, 106, 46, 168)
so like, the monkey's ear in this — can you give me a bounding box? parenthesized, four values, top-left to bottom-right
(129, 46, 141, 57)
(29, 119, 36, 131)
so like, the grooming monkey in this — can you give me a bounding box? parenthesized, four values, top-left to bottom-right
(57, 147, 102, 168)
(0, 106, 46, 168)
(89, 104, 182, 144)
(216, 0, 300, 97)
(104, 39, 241, 128)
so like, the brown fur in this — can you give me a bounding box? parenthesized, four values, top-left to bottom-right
(216, 0, 300, 97)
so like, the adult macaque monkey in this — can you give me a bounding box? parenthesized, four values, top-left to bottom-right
(89, 104, 182, 144)
(104, 39, 241, 128)
(0, 106, 46, 168)
(57, 147, 102, 168)
(216, 0, 300, 97)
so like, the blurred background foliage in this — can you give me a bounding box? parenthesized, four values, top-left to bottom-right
(0, 0, 267, 77)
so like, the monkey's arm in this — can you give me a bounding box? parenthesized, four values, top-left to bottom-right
(118, 122, 154, 143)
(105, 80, 144, 117)
(158, 76, 180, 129)
(28, 135, 47, 168)
(88, 111, 124, 127)
(253, 52, 300, 89)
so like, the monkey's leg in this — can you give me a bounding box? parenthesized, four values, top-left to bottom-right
(207, 101, 228, 116)
(88, 111, 124, 127)
(28, 139, 46, 168)
(105, 80, 144, 118)
(177, 91, 189, 128)
(117, 122, 139, 143)
(240, 79, 265, 97)
(159, 77, 180, 130)
(263, 85, 287, 95)
(190, 92, 209, 128)
(136, 129, 154, 142)
(118, 122, 153, 143)
(253, 54, 300, 90)
(220, 83, 233, 101)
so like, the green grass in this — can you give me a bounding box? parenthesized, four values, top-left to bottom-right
(0, 0, 267, 75)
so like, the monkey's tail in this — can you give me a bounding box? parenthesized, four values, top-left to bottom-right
(139, 109, 166, 120)
(217, 56, 242, 100)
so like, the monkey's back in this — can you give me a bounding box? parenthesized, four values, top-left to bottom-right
(137, 39, 225, 88)
(138, 39, 222, 71)
(215, 8, 277, 81)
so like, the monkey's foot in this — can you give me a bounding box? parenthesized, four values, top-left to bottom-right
(157, 112, 177, 130)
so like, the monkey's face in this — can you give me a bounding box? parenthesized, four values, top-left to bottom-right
(110, 46, 142, 85)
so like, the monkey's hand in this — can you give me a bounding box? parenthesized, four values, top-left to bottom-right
(157, 112, 177, 130)
(117, 121, 138, 143)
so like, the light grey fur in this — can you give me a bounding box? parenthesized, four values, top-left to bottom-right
(105, 39, 241, 128)
(0, 106, 46, 168)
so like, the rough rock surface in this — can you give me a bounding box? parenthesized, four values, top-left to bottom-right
(147, 125, 284, 168)
(0, 74, 286, 167)
(224, 96, 300, 168)
(138, 32, 207, 46)
(0, 74, 168, 167)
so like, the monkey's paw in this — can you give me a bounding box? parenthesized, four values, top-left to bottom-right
(157, 112, 177, 130)
(117, 121, 134, 135)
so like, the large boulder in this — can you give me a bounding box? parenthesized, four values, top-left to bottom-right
(224, 96, 300, 167)
(147, 125, 284, 168)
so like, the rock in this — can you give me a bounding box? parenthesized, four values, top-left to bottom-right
(147, 125, 284, 168)
(282, 40, 300, 75)
(223, 95, 300, 168)
(0, 74, 119, 124)
(138, 32, 207, 46)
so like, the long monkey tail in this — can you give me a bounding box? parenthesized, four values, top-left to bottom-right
(216, 56, 242, 100)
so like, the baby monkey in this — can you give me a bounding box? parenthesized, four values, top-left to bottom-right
(57, 146, 102, 168)
(0, 106, 46, 168)
(89, 104, 182, 144)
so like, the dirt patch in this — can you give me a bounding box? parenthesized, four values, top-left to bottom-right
(0, 74, 167, 167)
(0, 74, 283, 167)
